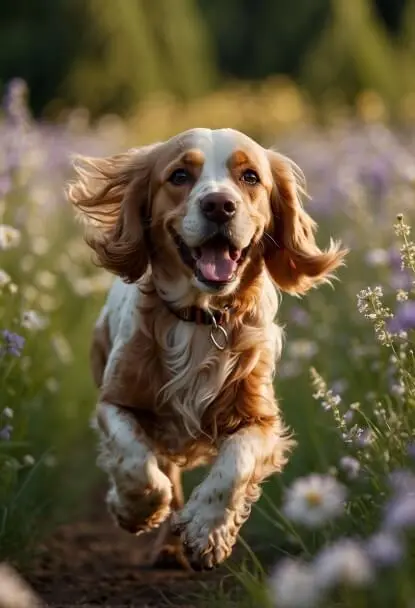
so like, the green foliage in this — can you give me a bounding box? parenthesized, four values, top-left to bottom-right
(0, 0, 214, 116)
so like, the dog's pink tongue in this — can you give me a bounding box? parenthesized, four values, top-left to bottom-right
(197, 244, 237, 282)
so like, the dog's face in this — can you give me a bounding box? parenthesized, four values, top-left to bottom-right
(68, 128, 346, 298)
(149, 129, 274, 295)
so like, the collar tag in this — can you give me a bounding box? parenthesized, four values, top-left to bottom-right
(207, 309, 229, 351)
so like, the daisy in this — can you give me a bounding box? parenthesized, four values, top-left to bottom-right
(268, 558, 321, 608)
(283, 473, 347, 528)
(314, 539, 374, 589)
(0, 225, 21, 250)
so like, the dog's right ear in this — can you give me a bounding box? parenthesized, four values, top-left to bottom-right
(66, 144, 160, 283)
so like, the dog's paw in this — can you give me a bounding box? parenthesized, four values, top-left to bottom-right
(171, 499, 242, 570)
(107, 478, 172, 535)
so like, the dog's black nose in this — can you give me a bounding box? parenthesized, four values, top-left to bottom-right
(200, 193, 236, 224)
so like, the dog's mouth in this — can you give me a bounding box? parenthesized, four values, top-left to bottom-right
(170, 229, 251, 288)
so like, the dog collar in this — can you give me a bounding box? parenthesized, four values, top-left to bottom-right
(165, 303, 233, 350)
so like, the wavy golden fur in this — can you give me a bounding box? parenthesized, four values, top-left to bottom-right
(67, 128, 347, 570)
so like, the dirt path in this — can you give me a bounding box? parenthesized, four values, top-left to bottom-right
(25, 491, 236, 608)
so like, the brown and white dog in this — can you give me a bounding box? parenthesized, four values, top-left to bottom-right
(67, 128, 346, 570)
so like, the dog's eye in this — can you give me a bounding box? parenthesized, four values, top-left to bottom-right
(241, 169, 260, 185)
(168, 168, 192, 186)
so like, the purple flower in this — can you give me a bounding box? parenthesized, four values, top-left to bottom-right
(407, 442, 415, 460)
(0, 424, 12, 441)
(388, 301, 415, 333)
(355, 428, 373, 448)
(339, 456, 361, 480)
(388, 470, 415, 496)
(366, 531, 404, 567)
(1, 330, 25, 357)
(289, 306, 310, 327)
(384, 493, 415, 530)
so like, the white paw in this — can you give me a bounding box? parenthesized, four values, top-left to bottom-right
(107, 464, 172, 534)
(172, 496, 248, 569)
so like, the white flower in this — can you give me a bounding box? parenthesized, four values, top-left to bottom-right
(0, 225, 21, 250)
(21, 310, 48, 331)
(269, 559, 322, 608)
(2, 408, 13, 419)
(365, 248, 389, 266)
(0, 269, 11, 287)
(283, 474, 347, 528)
(339, 456, 361, 480)
(314, 539, 374, 590)
(22, 454, 35, 467)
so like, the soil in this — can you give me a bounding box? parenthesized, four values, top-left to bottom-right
(25, 489, 242, 608)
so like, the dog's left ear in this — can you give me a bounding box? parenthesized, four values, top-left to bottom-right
(264, 150, 348, 294)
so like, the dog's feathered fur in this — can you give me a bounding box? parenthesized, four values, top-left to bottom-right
(67, 128, 347, 569)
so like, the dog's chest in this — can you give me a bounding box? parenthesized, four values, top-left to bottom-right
(158, 321, 234, 431)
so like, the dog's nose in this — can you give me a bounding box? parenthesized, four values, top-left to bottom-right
(200, 193, 237, 224)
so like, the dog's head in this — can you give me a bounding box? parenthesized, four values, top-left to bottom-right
(67, 128, 347, 298)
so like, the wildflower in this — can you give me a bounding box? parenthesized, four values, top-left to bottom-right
(1, 330, 25, 357)
(394, 214, 415, 271)
(384, 493, 415, 530)
(388, 301, 415, 333)
(355, 427, 373, 448)
(0, 270, 11, 287)
(268, 559, 321, 608)
(396, 289, 409, 302)
(0, 425, 12, 440)
(3, 78, 31, 126)
(357, 287, 393, 345)
(314, 539, 374, 590)
(22, 454, 35, 467)
(365, 248, 389, 267)
(366, 531, 404, 568)
(407, 442, 415, 460)
(310, 368, 347, 434)
(2, 408, 13, 419)
(339, 456, 361, 480)
(289, 306, 310, 326)
(283, 474, 347, 528)
(21, 310, 48, 331)
(0, 225, 21, 250)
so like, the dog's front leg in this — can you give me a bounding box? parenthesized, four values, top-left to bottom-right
(95, 402, 173, 535)
(173, 422, 291, 569)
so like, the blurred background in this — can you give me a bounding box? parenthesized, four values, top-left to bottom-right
(2, 3, 415, 601)
(1, 0, 415, 135)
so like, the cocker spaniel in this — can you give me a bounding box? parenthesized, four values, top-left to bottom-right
(67, 128, 347, 570)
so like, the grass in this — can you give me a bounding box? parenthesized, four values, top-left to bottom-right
(2, 81, 415, 606)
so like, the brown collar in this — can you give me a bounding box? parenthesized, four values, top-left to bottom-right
(165, 303, 232, 326)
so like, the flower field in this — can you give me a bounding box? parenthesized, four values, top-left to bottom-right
(1, 79, 415, 606)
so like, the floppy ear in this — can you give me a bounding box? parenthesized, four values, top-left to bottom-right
(66, 144, 159, 283)
(264, 150, 348, 295)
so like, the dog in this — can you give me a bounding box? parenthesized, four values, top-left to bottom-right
(67, 128, 347, 570)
